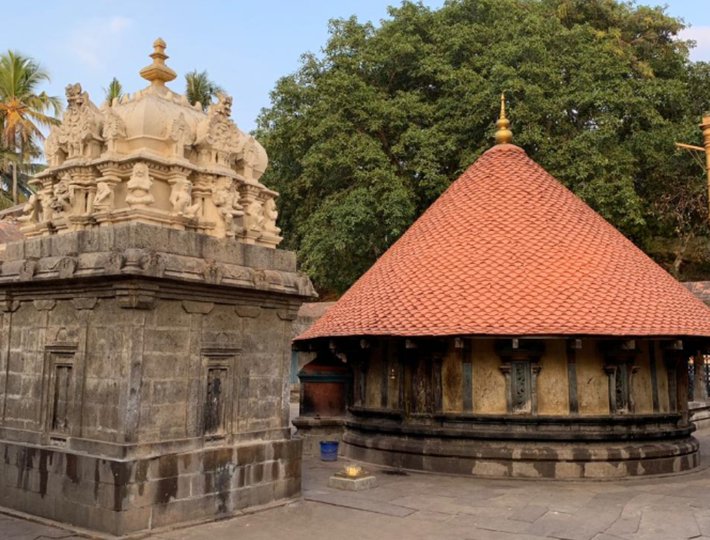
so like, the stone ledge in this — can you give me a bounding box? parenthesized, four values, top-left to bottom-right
(0, 223, 316, 299)
(343, 429, 700, 479)
(0, 437, 302, 535)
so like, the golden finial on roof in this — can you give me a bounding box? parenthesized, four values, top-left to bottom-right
(495, 93, 513, 145)
(139, 38, 177, 87)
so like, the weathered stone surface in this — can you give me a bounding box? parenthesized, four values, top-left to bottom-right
(0, 223, 314, 534)
(0, 438, 301, 536)
(17, 40, 283, 248)
(328, 474, 377, 491)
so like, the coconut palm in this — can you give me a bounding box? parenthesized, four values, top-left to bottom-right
(185, 70, 223, 111)
(104, 77, 124, 106)
(0, 50, 61, 203)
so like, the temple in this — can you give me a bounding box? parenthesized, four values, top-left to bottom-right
(295, 96, 710, 479)
(19, 38, 281, 247)
(0, 40, 315, 535)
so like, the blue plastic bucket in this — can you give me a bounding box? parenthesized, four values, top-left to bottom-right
(320, 440, 339, 461)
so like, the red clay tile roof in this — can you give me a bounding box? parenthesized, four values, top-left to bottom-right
(298, 144, 710, 340)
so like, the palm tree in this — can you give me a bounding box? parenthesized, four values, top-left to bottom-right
(185, 70, 223, 111)
(0, 50, 61, 203)
(104, 77, 124, 106)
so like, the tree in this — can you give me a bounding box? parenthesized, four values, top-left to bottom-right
(185, 70, 223, 111)
(104, 77, 124, 105)
(0, 50, 60, 203)
(256, 0, 709, 294)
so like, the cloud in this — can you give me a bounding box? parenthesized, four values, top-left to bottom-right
(67, 16, 133, 71)
(679, 26, 710, 62)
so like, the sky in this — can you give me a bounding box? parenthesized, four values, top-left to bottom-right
(2, 0, 709, 132)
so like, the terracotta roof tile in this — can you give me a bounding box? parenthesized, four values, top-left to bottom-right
(298, 144, 710, 340)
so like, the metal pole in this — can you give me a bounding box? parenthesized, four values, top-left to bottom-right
(702, 113, 710, 216)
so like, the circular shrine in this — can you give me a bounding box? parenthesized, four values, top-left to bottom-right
(295, 99, 710, 479)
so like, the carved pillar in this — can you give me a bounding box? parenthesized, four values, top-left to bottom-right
(692, 353, 707, 402)
(496, 339, 544, 415)
(530, 363, 542, 415)
(662, 341, 689, 424)
(566, 340, 580, 414)
(351, 340, 369, 408)
(457, 338, 473, 413)
(432, 354, 443, 413)
(649, 341, 660, 413)
(499, 363, 513, 413)
(628, 364, 640, 413)
(602, 364, 616, 414)
(601, 341, 637, 415)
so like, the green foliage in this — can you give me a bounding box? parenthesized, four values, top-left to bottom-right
(0, 50, 60, 204)
(104, 77, 124, 105)
(185, 70, 223, 111)
(257, 0, 710, 294)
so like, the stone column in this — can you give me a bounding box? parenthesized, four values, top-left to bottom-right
(692, 353, 707, 402)
(530, 364, 542, 415)
(604, 365, 617, 414)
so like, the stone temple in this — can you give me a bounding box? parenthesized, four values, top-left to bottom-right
(295, 99, 710, 479)
(0, 39, 315, 534)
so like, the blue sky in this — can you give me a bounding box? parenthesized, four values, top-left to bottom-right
(2, 0, 709, 132)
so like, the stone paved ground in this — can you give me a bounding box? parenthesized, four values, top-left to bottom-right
(4, 428, 710, 540)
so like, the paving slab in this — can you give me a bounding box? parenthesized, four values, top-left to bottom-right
(3, 428, 710, 539)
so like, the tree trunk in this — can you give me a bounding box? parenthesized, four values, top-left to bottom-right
(11, 161, 17, 204)
(671, 232, 693, 278)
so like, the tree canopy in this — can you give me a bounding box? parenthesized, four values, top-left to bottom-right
(256, 0, 710, 294)
(0, 50, 60, 207)
(104, 77, 124, 106)
(185, 70, 223, 111)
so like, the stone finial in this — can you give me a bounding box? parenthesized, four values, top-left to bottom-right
(139, 38, 177, 86)
(495, 93, 513, 145)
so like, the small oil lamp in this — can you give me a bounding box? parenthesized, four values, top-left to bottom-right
(344, 465, 363, 478)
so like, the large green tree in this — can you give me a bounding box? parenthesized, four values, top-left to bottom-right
(257, 0, 710, 294)
(0, 50, 60, 205)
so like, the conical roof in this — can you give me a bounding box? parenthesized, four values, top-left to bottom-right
(298, 143, 710, 340)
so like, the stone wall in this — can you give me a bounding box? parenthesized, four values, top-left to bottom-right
(332, 335, 696, 478)
(0, 223, 314, 534)
(0, 438, 301, 535)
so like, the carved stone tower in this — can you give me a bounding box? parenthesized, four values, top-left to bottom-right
(0, 40, 315, 535)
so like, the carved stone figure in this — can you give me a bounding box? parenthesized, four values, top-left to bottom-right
(245, 199, 265, 233)
(170, 113, 193, 159)
(169, 178, 200, 217)
(212, 177, 242, 236)
(17, 193, 41, 224)
(58, 83, 103, 159)
(102, 108, 126, 154)
(44, 129, 63, 167)
(243, 136, 258, 181)
(93, 180, 115, 210)
(18, 39, 280, 247)
(196, 93, 241, 168)
(125, 163, 155, 208)
(263, 197, 281, 235)
(51, 174, 74, 215)
(37, 186, 55, 222)
(213, 93, 232, 117)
